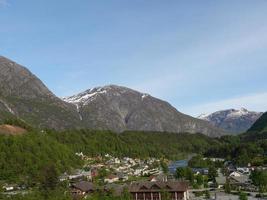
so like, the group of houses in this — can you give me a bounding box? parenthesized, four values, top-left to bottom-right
(103, 154, 162, 177)
(66, 153, 162, 184)
(216, 162, 262, 191)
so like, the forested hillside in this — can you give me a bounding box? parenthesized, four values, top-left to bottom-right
(0, 132, 82, 184)
(248, 112, 267, 132)
(0, 126, 218, 185)
(205, 134, 267, 166)
(239, 112, 267, 141)
(50, 130, 219, 159)
(1, 120, 267, 195)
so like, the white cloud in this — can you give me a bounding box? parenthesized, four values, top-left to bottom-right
(182, 92, 267, 117)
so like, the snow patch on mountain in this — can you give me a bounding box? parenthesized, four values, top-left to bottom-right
(63, 86, 108, 105)
(141, 93, 149, 100)
(198, 113, 210, 119)
(198, 108, 263, 134)
(63, 85, 151, 105)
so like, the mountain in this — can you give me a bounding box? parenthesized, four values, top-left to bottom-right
(239, 112, 267, 141)
(0, 56, 82, 129)
(198, 108, 262, 134)
(0, 56, 226, 137)
(63, 85, 226, 137)
(247, 111, 267, 133)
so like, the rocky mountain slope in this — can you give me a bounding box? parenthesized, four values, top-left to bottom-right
(63, 85, 226, 137)
(198, 108, 262, 134)
(0, 56, 82, 130)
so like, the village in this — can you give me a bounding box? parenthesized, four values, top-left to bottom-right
(2, 152, 267, 200)
(55, 153, 267, 200)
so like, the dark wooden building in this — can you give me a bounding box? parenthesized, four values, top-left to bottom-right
(128, 181, 189, 200)
(71, 181, 95, 199)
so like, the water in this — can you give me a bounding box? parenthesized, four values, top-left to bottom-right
(168, 160, 188, 174)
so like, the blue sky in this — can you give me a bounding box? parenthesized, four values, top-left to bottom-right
(1, 0, 267, 116)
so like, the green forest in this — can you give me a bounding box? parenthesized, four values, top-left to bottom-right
(0, 128, 218, 184)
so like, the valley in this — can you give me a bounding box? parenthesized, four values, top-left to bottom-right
(0, 58, 267, 200)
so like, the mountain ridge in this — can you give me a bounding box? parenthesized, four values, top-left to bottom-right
(198, 108, 262, 134)
(0, 56, 226, 137)
(0, 56, 83, 130)
(63, 85, 227, 137)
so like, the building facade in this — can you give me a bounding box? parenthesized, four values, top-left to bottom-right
(128, 181, 189, 200)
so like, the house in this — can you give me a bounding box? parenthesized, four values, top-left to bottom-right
(228, 175, 251, 190)
(237, 167, 250, 175)
(71, 181, 95, 198)
(2, 185, 16, 192)
(134, 168, 143, 176)
(224, 162, 236, 173)
(104, 174, 119, 183)
(59, 173, 69, 182)
(149, 174, 168, 182)
(128, 181, 189, 200)
(104, 184, 127, 197)
(117, 172, 129, 181)
(192, 168, 209, 175)
(229, 171, 242, 177)
(67, 169, 92, 181)
(91, 168, 98, 178)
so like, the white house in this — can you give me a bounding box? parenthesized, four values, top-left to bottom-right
(104, 174, 119, 183)
(229, 171, 242, 177)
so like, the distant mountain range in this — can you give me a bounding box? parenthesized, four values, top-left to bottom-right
(0, 56, 226, 137)
(198, 108, 263, 134)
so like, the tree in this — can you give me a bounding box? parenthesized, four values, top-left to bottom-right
(185, 167, 194, 184)
(160, 160, 169, 175)
(189, 155, 208, 168)
(250, 170, 267, 193)
(224, 179, 231, 194)
(39, 164, 59, 192)
(161, 190, 171, 200)
(121, 188, 131, 200)
(96, 167, 108, 185)
(175, 167, 186, 180)
(239, 192, 248, 200)
(205, 190, 210, 199)
(208, 166, 218, 182)
(196, 174, 204, 186)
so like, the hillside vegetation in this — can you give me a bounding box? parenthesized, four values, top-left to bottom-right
(1, 118, 267, 186)
(0, 124, 219, 184)
(50, 130, 219, 159)
(248, 112, 267, 132)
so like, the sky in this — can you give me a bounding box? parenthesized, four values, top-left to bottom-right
(1, 0, 267, 116)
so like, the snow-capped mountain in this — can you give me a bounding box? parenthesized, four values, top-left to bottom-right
(63, 85, 226, 137)
(198, 108, 263, 134)
(63, 86, 151, 106)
